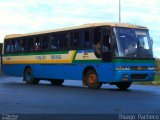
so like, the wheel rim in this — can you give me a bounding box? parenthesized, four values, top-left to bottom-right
(88, 74, 97, 85)
(26, 71, 31, 81)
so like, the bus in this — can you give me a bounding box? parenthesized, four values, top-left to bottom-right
(0, 43, 2, 74)
(2, 22, 156, 90)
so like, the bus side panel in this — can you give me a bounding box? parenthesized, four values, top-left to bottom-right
(98, 63, 114, 82)
(34, 63, 114, 82)
(2, 64, 25, 77)
(62, 64, 83, 80)
(30, 64, 42, 78)
(3, 64, 88, 81)
(34, 64, 66, 80)
(2, 63, 115, 83)
(32, 64, 83, 80)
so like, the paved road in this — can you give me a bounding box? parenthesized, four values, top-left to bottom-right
(0, 76, 160, 114)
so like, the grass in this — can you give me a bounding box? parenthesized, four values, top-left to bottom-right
(154, 74, 160, 84)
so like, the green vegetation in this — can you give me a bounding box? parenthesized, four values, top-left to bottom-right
(154, 75, 160, 83)
(154, 58, 160, 85)
(156, 58, 160, 72)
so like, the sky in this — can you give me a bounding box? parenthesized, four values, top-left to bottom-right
(0, 0, 160, 58)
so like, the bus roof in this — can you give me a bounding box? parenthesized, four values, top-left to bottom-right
(5, 22, 148, 39)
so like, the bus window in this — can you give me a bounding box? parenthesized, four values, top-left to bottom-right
(59, 33, 69, 49)
(51, 33, 59, 49)
(93, 27, 101, 57)
(5, 40, 12, 53)
(27, 37, 34, 51)
(84, 29, 91, 49)
(79, 31, 84, 48)
(102, 27, 112, 62)
(19, 39, 25, 51)
(33, 37, 41, 51)
(41, 36, 49, 50)
(102, 27, 111, 52)
(102, 35, 110, 52)
(71, 31, 81, 49)
(10, 40, 15, 52)
(47, 35, 52, 50)
(14, 39, 20, 52)
(23, 38, 28, 51)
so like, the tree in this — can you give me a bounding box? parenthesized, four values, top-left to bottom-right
(156, 58, 160, 72)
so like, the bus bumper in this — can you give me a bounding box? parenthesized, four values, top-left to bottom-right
(113, 70, 156, 82)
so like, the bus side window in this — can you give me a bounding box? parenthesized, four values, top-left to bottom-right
(14, 39, 21, 52)
(102, 35, 110, 52)
(10, 40, 15, 52)
(23, 38, 28, 51)
(27, 37, 34, 51)
(19, 39, 25, 51)
(83, 29, 91, 49)
(7, 40, 14, 53)
(103, 27, 112, 52)
(51, 34, 59, 50)
(47, 35, 52, 50)
(33, 37, 41, 51)
(59, 33, 69, 49)
(5, 40, 11, 53)
(93, 27, 101, 56)
(41, 36, 49, 50)
(79, 31, 84, 48)
(71, 31, 81, 49)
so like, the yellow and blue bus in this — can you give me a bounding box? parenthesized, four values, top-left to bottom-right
(2, 23, 156, 90)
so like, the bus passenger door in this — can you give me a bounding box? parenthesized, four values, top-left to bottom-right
(101, 27, 112, 62)
(101, 27, 113, 82)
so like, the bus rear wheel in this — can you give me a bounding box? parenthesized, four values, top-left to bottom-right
(24, 68, 39, 84)
(50, 79, 64, 86)
(86, 70, 102, 89)
(116, 82, 132, 90)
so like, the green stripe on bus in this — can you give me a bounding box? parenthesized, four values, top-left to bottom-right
(113, 59, 155, 63)
(4, 51, 69, 56)
(72, 51, 77, 61)
(73, 60, 101, 63)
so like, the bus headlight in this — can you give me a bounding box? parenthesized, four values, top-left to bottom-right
(147, 67, 156, 70)
(116, 66, 130, 70)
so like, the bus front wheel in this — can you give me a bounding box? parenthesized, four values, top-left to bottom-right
(116, 82, 132, 90)
(24, 68, 39, 84)
(50, 79, 64, 86)
(86, 70, 102, 89)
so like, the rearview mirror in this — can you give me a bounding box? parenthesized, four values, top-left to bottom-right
(150, 37, 153, 50)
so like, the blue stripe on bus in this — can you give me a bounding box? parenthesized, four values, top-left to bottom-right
(77, 49, 94, 53)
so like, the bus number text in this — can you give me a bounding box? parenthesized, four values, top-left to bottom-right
(36, 56, 46, 60)
(6, 57, 11, 60)
(51, 55, 62, 60)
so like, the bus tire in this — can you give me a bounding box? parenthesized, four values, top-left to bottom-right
(50, 79, 64, 86)
(116, 82, 132, 90)
(24, 68, 39, 84)
(86, 69, 102, 89)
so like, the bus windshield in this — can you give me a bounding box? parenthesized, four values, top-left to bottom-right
(114, 27, 153, 58)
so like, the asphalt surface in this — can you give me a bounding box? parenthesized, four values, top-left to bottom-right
(0, 76, 160, 114)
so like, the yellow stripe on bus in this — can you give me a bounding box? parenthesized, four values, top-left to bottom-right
(3, 50, 77, 64)
(3, 60, 72, 64)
